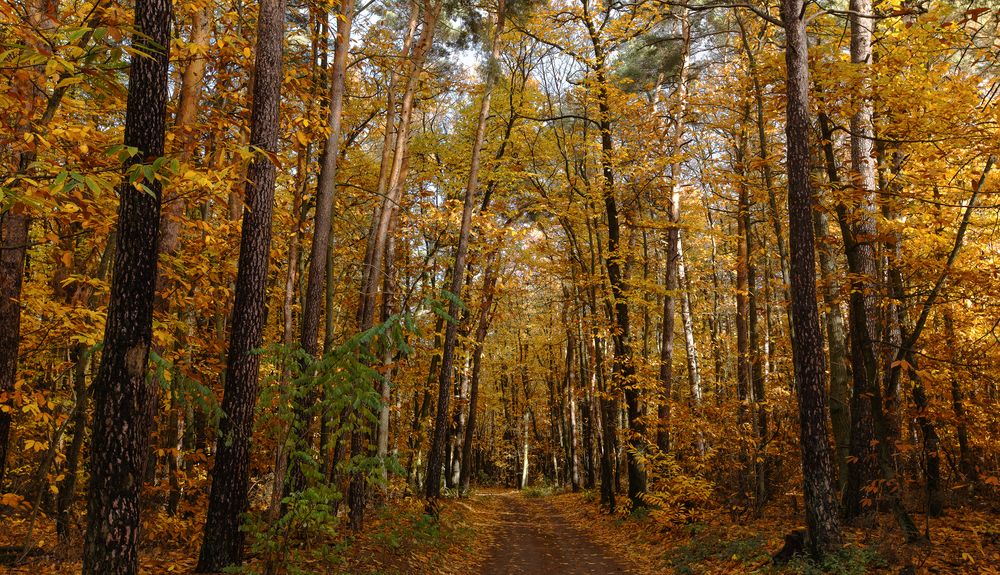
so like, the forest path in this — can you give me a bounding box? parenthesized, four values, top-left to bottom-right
(476, 492, 635, 575)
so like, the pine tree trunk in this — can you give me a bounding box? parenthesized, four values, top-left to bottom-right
(195, 0, 284, 569)
(82, 0, 172, 572)
(0, 210, 28, 488)
(780, 0, 843, 554)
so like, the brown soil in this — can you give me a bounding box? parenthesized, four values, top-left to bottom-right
(478, 492, 635, 575)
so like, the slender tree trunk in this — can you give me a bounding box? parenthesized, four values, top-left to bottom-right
(82, 0, 171, 571)
(299, 0, 355, 358)
(678, 238, 702, 408)
(656, 7, 689, 454)
(736, 11, 794, 348)
(736, 171, 751, 425)
(814, 207, 851, 491)
(0, 0, 61, 488)
(57, 237, 115, 540)
(196, 0, 284, 569)
(352, 2, 441, 528)
(425, 0, 503, 504)
(159, 4, 210, 517)
(780, 0, 843, 554)
(282, 0, 355, 497)
(841, 0, 888, 522)
(56, 346, 91, 541)
(460, 251, 500, 493)
(943, 308, 976, 481)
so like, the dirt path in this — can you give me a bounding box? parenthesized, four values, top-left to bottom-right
(477, 493, 635, 575)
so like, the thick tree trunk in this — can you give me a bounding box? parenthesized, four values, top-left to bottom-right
(0, 0, 61, 489)
(0, 211, 28, 488)
(780, 0, 843, 555)
(196, 0, 285, 569)
(82, 0, 172, 572)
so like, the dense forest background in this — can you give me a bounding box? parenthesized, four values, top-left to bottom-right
(1, 0, 999, 572)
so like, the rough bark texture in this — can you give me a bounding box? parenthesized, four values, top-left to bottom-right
(196, 0, 284, 569)
(780, 0, 843, 555)
(814, 208, 851, 491)
(81, 0, 172, 572)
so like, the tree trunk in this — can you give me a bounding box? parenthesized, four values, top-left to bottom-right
(351, 1, 441, 529)
(943, 308, 976, 481)
(299, 0, 355, 358)
(425, 0, 503, 503)
(0, 0, 61, 488)
(813, 207, 851, 492)
(82, 0, 172, 571)
(656, 7, 689, 454)
(196, 0, 284, 569)
(780, 0, 843, 554)
(0, 210, 28, 488)
(57, 237, 115, 541)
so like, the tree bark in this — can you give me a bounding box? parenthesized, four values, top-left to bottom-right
(780, 0, 843, 554)
(814, 207, 851, 492)
(0, 0, 62, 488)
(656, 7, 690, 454)
(82, 0, 172, 571)
(196, 0, 285, 569)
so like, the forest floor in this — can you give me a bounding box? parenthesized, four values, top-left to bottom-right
(474, 489, 1000, 575)
(1, 487, 999, 574)
(476, 490, 635, 574)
